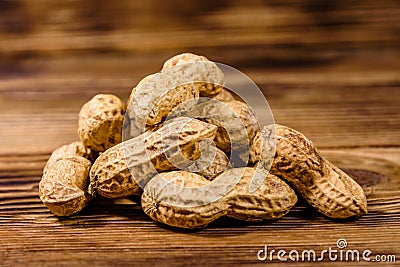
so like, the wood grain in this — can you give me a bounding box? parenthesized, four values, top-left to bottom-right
(1, 1, 399, 266)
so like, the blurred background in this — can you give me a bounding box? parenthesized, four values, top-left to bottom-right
(0, 0, 399, 154)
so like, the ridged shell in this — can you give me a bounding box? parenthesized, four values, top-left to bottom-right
(39, 156, 92, 216)
(212, 88, 236, 103)
(187, 145, 231, 180)
(141, 167, 297, 229)
(142, 171, 227, 228)
(162, 53, 224, 97)
(44, 141, 95, 174)
(78, 94, 126, 152)
(89, 117, 218, 198)
(225, 168, 297, 221)
(254, 124, 367, 219)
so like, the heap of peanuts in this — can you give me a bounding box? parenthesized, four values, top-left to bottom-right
(39, 53, 367, 229)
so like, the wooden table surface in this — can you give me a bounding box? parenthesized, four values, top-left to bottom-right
(1, 1, 399, 266)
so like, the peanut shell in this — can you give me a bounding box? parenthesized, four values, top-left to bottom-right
(44, 141, 95, 173)
(39, 156, 92, 216)
(78, 94, 126, 152)
(89, 117, 218, 198)
(253, 124, 367, 219)
(141, 167, 297, 229)
(162, 53, 224, 97)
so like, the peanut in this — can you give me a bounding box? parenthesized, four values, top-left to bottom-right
(78, 94, 126, 152)
(89, 117, 218, 198)
(212, 88, 236, 103)
(212, 100, 259, 154)
(44, 141, 96, 173)
(142, 167, 297, 228)
(168, 98, 259, 163)
(127, 74, 155, 108)
(162, 53, 224, 97)
(39, 156, 92, 216)
(252, 124, 367, 219)
(187, 144, 231, 180)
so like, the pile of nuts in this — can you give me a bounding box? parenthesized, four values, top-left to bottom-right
(39, 53, 367, 229)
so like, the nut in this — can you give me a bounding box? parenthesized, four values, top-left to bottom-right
(39, 156, 92, 216)
(252, 124, 367, 219)
(187, 144, 231, 180)
(213, 88, 236, 102)
(142, 167, 297, 228)
(127, 74, 155, 107)
(162, 53, 224, 97)
(129, 71, 200, 127)
(168, 98, 259, 164)
(89, 117, 218, 198)
(211, 100, 259, 155)
(78, 94, 126, 152)
(44, 141, 95, 174)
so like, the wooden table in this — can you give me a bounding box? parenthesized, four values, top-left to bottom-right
(1, 1, 399, 266)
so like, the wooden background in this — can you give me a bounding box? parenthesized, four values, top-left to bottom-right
(1, 1, 399, 266)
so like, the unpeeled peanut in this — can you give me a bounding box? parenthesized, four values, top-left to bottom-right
(213, 88, 236, 103)
(39, 156, 92, 216)
(252, 124, 367, 219)
(210, 100, 259, 154)
(43, 141, 95, 173)
(162, 53, 224, 97)
(187, 144, 231, 180)
(141, 167, 297, 229)
(78, 94, 126, 152)
(168, 98, 259, 164)
(129, 55, 224, 128)
(89, 117, 218, 198)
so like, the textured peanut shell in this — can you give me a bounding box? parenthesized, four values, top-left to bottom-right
(253, 124, 367, 219)
(129, 69, 200, 127)
(142, 171, 223, 228)
(78, 94, 126, 152)
(187, 145, 231, 180)
(203, 100, 259, 160)
(127, 74, 155, 107)
(225, 168, 297, 221)
(44, 141, 95, 173)
(162, 53, 224, 97)
(213, 88, 236, 102)
(141, 167, 297, 229)
(89, 117, 218, 198)
(39, 156, 92, 216)
(169, 99, 259, 159)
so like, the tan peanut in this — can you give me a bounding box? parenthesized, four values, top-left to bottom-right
(78, 94, 126, 152)
(252, 124, 367, 219)
(129, 72, 199, 127)
(211, 100, 259, 154)
(127, 74, 155, 108)
(169, 98, 259, 161)
(141, 167, 297, 229)
(187, 144, 231, 180)
(213, 88, 236, 103)
(44, 141, 96, 173)
(162, 53, 224, 97)
(39, 156, 92, 216)
(132, 57, 224, 128)
(89, 117, 217, 199)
